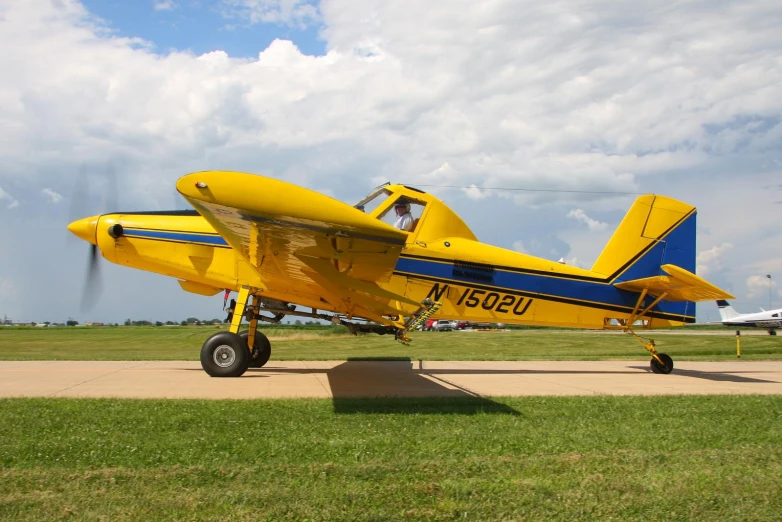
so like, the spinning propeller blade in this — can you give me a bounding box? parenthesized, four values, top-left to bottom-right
(81, 244, 102, 311)
(67, 163, 117, 311)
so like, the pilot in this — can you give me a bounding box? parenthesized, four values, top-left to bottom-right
(393, 199, 414, 231)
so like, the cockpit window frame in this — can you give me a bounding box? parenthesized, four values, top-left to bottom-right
(376, 195, 428, 235)
(354, 184, 430, 239)
(353, 187, 392, 216)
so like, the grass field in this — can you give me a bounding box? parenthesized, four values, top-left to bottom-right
(1, 325, 780, 361)
(0, 396, 780, 521)
(2, 326, 780, 520)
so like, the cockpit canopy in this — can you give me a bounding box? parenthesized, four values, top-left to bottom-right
(354, 183, 477, 242)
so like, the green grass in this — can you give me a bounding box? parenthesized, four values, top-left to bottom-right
(0, 396, 780, 521)
(1, 325, 780, 361)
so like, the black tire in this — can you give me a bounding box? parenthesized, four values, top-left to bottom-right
(240, 330, 272, 368)
(769, 330, 777, 336)
(200, 332, 250, 377)
(650, 353, 674, 374)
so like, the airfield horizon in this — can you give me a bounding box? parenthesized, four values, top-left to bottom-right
(1, 325, 779, 362)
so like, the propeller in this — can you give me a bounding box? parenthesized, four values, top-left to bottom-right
(67, 163, 117, 311)
(81, 244, 102, 312)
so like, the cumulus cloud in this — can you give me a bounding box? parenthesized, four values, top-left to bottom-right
(518, 235, 572, 261)
(42, 188, 63, 203)
(697, 243, 734, 278)
(0, 186, 19, 209)
(559, 256, 585, 268)
(420, 162, 457, 185)
(566, 208, 609, 231)
(221, 0, 319, 28)
(746, 274, 780, 300)
(1, 0, 780, 209)
(153, 0, 177, 11)
(461, 184, 489, 200)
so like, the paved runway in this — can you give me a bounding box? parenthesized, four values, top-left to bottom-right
(1, 360, 781, 399)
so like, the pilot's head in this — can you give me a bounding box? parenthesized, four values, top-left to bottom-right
(394, 199, 411, 215)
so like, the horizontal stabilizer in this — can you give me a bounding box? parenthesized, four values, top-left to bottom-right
(614, 264, 734, 302)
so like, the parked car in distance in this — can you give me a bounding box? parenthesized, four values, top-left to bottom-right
(454, 321, 469, 329)
(470, 322, 492, 330)
(432, 319, 454, 332)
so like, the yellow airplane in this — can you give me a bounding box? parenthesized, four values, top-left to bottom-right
(68, 171, 733, 377)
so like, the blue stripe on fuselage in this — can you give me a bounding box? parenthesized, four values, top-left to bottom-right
(123, 229, 229, 246)
(394, 256, 691, 316)
(394, 212, 697, 319)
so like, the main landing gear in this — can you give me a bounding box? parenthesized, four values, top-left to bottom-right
(200, 287, 275, 378)
(198, 286, 426, 377)
(199, 329, 272, 377)
(200, 331, 251, 377)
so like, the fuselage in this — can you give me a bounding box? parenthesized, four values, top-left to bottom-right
(69, 209, 690, 330)
(721, 310, 782, 328)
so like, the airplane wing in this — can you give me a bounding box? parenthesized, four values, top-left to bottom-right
(176, 171, 418, 322)
(614, 264, 735, 302)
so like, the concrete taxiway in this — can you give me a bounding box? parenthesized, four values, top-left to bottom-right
(0, 360, 781, 399)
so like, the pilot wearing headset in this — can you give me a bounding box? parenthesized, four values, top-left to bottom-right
(393, 199, 414, 231)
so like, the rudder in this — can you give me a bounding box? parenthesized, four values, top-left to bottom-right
(591, 195, 697, 282)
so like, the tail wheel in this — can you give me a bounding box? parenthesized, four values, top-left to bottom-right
(200, 332, 250, 377)
(240, 330, 272, 368)
(650, 353, 674, 374)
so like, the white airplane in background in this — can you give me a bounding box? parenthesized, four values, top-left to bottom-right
(716, 300, 782, 335)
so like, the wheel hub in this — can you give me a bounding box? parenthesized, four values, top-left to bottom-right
(213, 345, 236, 367)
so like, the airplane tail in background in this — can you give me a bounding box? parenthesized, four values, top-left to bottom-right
(716, 300, 741, 321)
(594, 195, 734, 304)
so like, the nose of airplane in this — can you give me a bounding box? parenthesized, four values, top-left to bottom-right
(67, 216, 99, 245)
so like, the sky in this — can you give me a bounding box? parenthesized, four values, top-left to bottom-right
(1, 0, 781, 325)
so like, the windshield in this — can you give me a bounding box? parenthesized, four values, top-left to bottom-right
(354, 184, 392, 215)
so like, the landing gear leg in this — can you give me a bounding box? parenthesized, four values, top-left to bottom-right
(626, 329, 674, 374)
(243, 294, 272, 368)
(200, 286, 252, 377)
(621, 289, 673, 374)
(241, 330, 272, 368)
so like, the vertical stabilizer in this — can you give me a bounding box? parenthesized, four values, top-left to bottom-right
(591, 195, 697, 281)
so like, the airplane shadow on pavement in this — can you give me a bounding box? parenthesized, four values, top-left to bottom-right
(627, 366, 777, 383)
(328, 358, 520, 415)
(252, 357, 520, 415)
